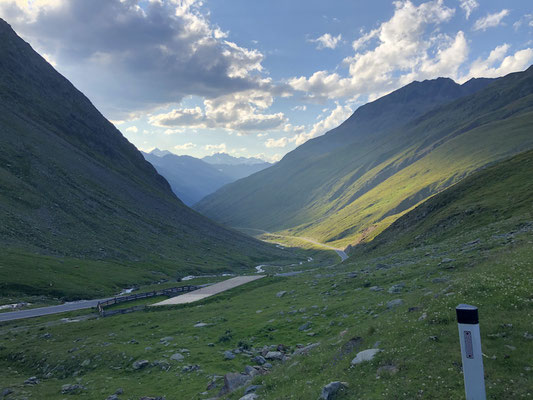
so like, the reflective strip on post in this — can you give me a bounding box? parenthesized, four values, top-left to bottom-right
(456, 304, 486, 400)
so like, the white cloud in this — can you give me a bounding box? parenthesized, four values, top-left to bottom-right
(289, 1, 458, 102)
(473, 9, 509, 31)
(462, 45, 533, 80)
(125, 126, 138, 133)
(459, 0, 478, 20)
(0, 0, 273, 119)
(265, 137, 289, 148)
(290, 102, 352, 146)
(291, 105, 307, 111)
(204, 143, 227, 154)
(310, 33, 342, 50)
(174, 142, 196, 150)
(149, 89, 287, 133)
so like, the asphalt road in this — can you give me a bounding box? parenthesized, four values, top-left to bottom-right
(0, 298, 109, 323)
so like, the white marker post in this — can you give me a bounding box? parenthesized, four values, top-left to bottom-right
(456, 304, 486, 400)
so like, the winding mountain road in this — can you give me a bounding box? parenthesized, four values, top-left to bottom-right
(0, 299, 109, 323)
(235, 227, 349, 261)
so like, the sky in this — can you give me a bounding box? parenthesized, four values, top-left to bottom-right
(1, 0, 532, 162)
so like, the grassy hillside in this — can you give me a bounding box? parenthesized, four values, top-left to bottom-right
(0, 19, 291, 299)
(196, 68, 533, 248)
(1, 149, 531, 399)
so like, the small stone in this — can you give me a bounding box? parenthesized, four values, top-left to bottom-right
(377, 365, 399, 376)
(1, 389, 13, 397)
(24, 377, 39, 385)
(265, 351, 283, 360)
(61, 384, 86, 394)
(264, 363, 273, 369)
(276, 291, 287, 298)
(224, 351, 235, 360)
(441, 258, 454, 264)
(244, 366, 258, 377)
(106, 395, 119, 400)
(298, 322, 311, 331)
(170, 353, 184, 362)
(194, 322, 209, 327)
(160, 336, 174, 343)
(239, 394, 258, 400)
(245, 385, 262, 394)
(219, 373, 251, 395)
(429, 336, 439, 342)
(207, 343, 215, 347)
(293, 342, 320, 356)
(81, 359, 90, 367)
(351, 349, 381, 365)
(320, 381, 348, 400)
(524, 332, 533, 340)
(386, 299, 404, 309)
(132, 360, 149, 370)
(369, 286, 383, 292)
(182, 365, 200, 373)
(115, 388, 124, 395)
(418, 312, 427, 321)
(252, 355, 266, 365)
(388, 283, 405, 294)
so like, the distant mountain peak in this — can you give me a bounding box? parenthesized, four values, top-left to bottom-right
(150, 148, 173, 157)
(202, 152, 268, 166)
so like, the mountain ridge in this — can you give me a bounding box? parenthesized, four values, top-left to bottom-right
(196, 67, 533, 248)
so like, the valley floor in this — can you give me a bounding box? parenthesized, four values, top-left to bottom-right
(0, 215, 531, 399)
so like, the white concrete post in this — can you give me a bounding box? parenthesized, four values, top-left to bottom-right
(456, 304, 486, 400)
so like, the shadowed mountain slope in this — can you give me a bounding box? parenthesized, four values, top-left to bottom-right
(196, 68, 533, 248)
(0, 19, 281, 272)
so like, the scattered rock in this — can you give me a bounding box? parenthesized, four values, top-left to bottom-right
(132, 360, 149, 370)
(293, 342, 320, 356)
(139, 397, 165, 400)
(2, 389, 13, 397)
(152, 360, 170, 371)
(388, 283, 405, 294)
(115, 388, 124, 395)
(429, 336, 439, 342)
(369, 286, 383, 292)
(320, 381, 348, 400)
(264, 362, 273, 369)
(252, 355, 266, 365)
(524, 332, 533, 340)
(265, 351, 283, 360)
(170, 353, 184, 362)
(298, 322, 311, 331)
(239, 394, 258, 400)
(160, 336, 173, 343)
(276, 291, 287, 298)
(61, 384, 86, 394)
(245, 385, 262, 394)
(244, 366, 259, 377)
(431, 277, 449, 283)
(40, 333, 52, 339)
(106, 395, 119, 400)
(386, 299, 404, 309)
(194, 322, 209, 327)
(377, 364, 399, 376)
(441, 258, 454, 264)
(351, 349, 381, 365)
(182, 365, 200, 373)
(24, 377, 39, 385)
(418, 312, 427, 321)
(219, 373, 251, 396)
(224, 351, 235, 360)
